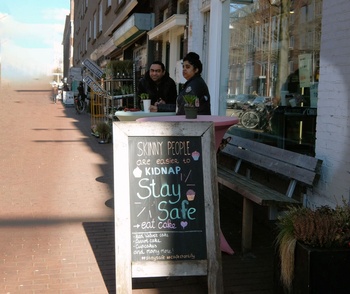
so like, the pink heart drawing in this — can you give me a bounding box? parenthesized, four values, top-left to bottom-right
(180, 221, 188, 229)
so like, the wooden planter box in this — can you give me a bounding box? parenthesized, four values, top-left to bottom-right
(274, 242, 350, 293)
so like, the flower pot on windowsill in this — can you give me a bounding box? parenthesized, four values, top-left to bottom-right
(184, 106, 198, 119)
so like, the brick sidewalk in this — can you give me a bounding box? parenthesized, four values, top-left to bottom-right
(0, 87, 114, 293)
(0, 86, 275, 293)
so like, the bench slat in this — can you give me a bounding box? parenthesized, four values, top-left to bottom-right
(217, 166, 300, 206)
(223, 145, 317, 186)
(229, 136, 322, 173)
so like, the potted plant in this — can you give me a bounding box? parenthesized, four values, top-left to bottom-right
(139, 93, 149, 100)
(275, 201, 350, 293)
(139, 93, 151, 112)
(95, 121, 111, 144)
(183, 95, 199, 119)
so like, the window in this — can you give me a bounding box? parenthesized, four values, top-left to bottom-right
(85, 29, 88, 52)
(288, 60, 294, 75)
(300, 6, 307, 23)
(93, 12, 97, 40)
(308, 3, 314, 21)
(162, 8, 169, 22)
(289, 35, 294, 49)
(99, 2, 103, 32)
(227, 0, 323, 155)
(177, 0, 186, 14)
(83, 0, 88, 13)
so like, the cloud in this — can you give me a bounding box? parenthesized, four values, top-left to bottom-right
(1, 10, 68, 81)
(0, 2, 69, 84)
(42, 8, 69, 22)
(2, 40, 54, 76)
(1, 15, 65, 48)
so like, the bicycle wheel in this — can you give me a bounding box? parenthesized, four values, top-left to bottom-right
(240, 111, 260, 129)
(75, 97, 85, 114)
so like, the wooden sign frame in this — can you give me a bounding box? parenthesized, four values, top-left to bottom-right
(113, 121, 223, 293)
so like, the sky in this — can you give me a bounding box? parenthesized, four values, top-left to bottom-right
(0, 0, 70, 87)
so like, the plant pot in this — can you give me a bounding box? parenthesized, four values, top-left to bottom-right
(274, 241, 350, 293)
(184, 106, 198, 119)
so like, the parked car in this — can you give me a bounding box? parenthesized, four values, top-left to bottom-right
(250, 96, 272, 106)
(226, 94, 256, 109)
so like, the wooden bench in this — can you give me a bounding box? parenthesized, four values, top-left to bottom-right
(217, 136, 322, 253)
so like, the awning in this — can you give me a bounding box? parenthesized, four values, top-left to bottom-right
(90, 49, 99, 61)
(100, 38, 115, 57)
(148, 14, 187, 41)
(113, 13, 154, 48)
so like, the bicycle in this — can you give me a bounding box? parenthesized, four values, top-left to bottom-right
(240, 103, 275, 131)
(74, 94, 86, 114)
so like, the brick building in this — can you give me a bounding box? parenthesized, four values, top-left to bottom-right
(62, 0, 350, 208)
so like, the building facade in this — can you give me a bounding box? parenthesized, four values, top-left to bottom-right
(62, 0, 350, 208)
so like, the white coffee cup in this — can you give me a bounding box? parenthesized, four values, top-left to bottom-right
(143, 99, 151, 113)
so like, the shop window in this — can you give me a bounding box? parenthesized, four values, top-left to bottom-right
(227, 0, 322, 155)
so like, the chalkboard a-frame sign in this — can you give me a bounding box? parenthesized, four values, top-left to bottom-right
(113, 121, 223, 293)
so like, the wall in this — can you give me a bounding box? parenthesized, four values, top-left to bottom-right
(311, 0, 350, 208)
(188, 0, 204, 55)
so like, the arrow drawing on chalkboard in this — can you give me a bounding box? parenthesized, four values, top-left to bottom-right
(133, 224, 140, 228)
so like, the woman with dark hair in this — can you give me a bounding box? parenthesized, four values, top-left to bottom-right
(176, 52, 211, 115)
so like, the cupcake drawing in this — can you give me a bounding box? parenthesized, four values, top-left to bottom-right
(191, 151, 200, 161)
(133, 166, 142, 178)
(186, 189, 196, 201)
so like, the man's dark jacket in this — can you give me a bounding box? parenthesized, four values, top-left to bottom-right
(137, 71, 177, 107)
